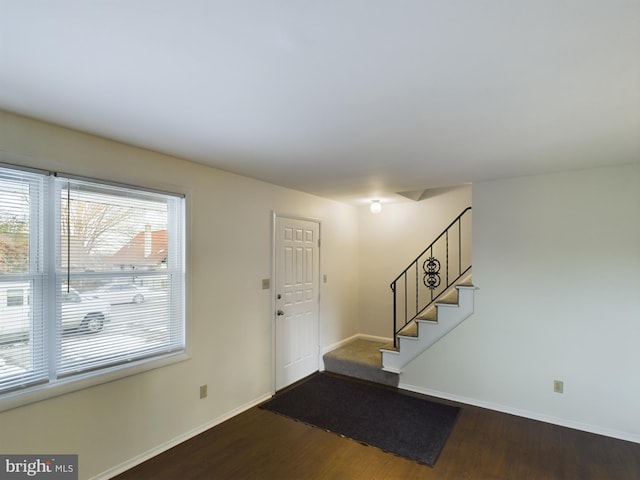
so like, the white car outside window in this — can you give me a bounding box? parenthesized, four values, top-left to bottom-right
(0, 284, 111, 342)
(87, 283, 149, 305)
(60, 288, 111, 333)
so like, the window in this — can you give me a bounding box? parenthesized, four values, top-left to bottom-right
(6, 289, 25, 307)
(0, 163, 186, 407)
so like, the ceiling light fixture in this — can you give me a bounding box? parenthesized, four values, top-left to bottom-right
(370, 200, 382, 214)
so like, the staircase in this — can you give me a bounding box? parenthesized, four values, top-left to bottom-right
(323, 208, 475, 384)
(380, 271, 475, 373)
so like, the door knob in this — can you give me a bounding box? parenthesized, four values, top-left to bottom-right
(277, 309, 284, 316)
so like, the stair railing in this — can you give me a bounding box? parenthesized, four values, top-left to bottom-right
(390, 207, 472, 347)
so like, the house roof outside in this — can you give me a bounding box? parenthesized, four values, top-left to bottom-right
(110, 229, 167, 267)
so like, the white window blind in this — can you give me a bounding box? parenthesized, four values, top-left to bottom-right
(0, 167, 47, 393)
(0, 164, 185, 401)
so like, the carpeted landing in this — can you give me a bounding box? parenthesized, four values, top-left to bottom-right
(323, 338, 399, 387)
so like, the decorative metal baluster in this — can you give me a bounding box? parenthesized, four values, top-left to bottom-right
(423, 256, 441, 290)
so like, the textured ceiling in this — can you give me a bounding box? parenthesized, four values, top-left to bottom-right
(1, 1, 638, 204)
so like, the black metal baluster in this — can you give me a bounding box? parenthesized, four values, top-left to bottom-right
(458, 217, 462, 278)
(446, 230, 449, 288)
(391, 280, 397, 347)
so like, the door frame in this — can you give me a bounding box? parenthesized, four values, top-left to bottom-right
(270, 211, 322, 394)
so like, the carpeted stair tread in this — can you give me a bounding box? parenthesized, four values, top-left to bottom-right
(436, 288, 461, 304)
(398, 322, 418, 337)
(380, 342, 398, 352)
(416, 274, 473, 321)
(323, 339, 399, 387)
(458, 271, 473, 285)
(418, 305, 438, 321)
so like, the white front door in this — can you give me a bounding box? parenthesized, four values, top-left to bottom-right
(274, 216, 320, 391)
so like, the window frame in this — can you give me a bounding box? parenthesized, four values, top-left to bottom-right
(0, 162, 189, 412)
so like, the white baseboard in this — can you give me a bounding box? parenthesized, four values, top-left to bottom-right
(320, 333, 392, 357)
(318, 336, 638, 443)
(399, 382, 640, 445)
(320, 334, 357, 356)
(91, 369, 637, 479)
(91, 392, 272, 480)
(357, 333, 394, 344)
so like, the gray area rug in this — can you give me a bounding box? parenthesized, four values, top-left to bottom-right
(261, 373, 460, 467)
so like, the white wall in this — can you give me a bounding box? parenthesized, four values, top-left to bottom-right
(0, 111, 360, 479)
(2, 109, 637, 478)
(357, 186, 472, 337)
(401, 165, 640, 441)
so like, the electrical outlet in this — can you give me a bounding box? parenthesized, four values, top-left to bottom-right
(200, 384, 208, 399)
(553, 380, 564, 394)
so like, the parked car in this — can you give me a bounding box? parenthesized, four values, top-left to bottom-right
(0, 284, 31, 343)
(61, 288, 111, 333)
(86, 283, 149, 305)
(0, 284, 111, 342)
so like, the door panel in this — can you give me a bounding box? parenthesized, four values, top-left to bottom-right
(275, 217, 319, 391)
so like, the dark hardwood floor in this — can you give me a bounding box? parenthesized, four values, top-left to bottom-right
(113, 381, 640, 480)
